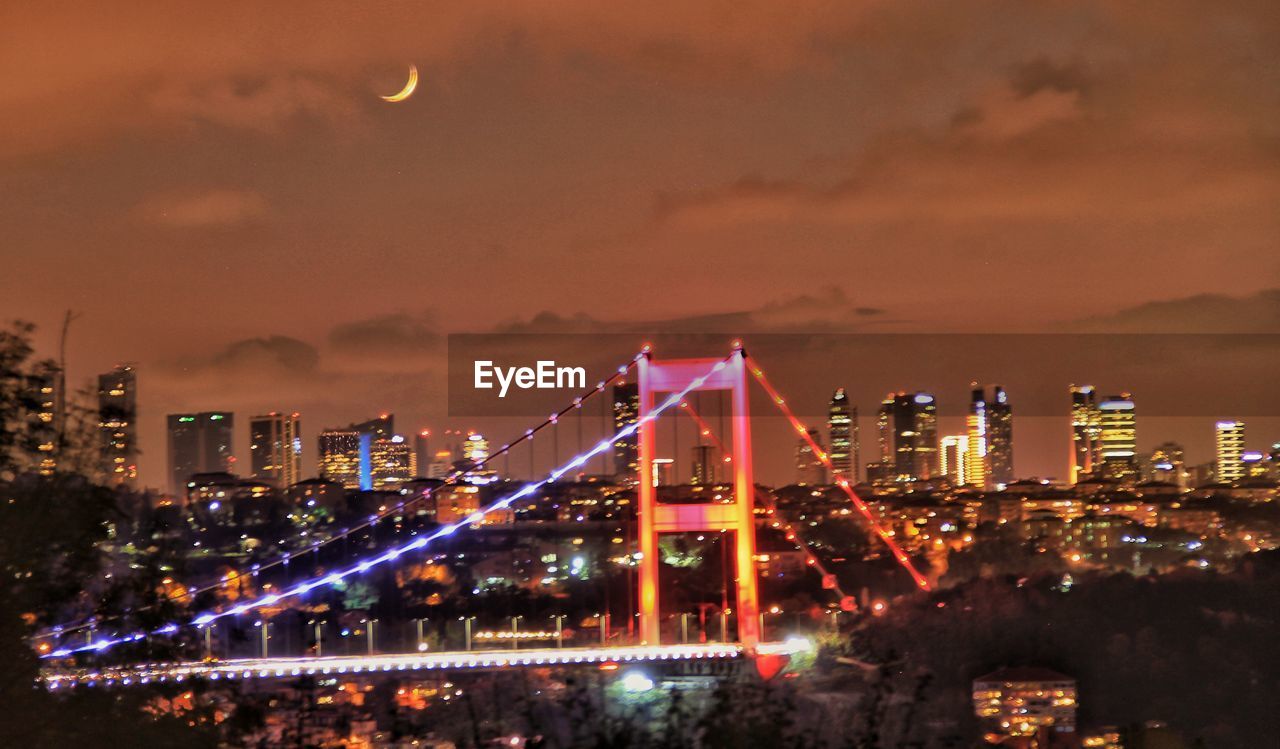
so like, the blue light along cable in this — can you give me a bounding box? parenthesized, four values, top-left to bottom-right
(46, 354, 729, 659)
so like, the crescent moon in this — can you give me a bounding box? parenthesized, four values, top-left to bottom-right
(381, 65, 418, 103)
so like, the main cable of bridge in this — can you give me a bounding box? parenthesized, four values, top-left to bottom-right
(744, 353, 933, 591)
(45, 351, 736, 659)
(37, 354, 644, 646)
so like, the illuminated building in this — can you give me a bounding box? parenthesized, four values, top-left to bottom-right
(828, 388, 856, 481)
(966, 389, 988, 489)
(967, 384, 1013, 489)
(940, 434, 969, 486)
(285, 477, 345, 513)
(97, 364, 138, 487)
(795, 429, 827, 485)
(878, 392, 938, 482)
(369, 435, 416, 490)
(1098, 394, 1137, 484)
(986, 385, 1013, 487)
(1215, 420, 1245, 483)
(973, 667, 1077, 745)
(249, 412, 301, 487)
(690, 444, 716, 485)
(1148, 441, 1188, 488)
(1241, 450, 1270, 478)
(651, 457, 674, 487)
(461, 433, 498, 484)
(29, 361, 59, 475)
(318, 430, 361, 489)
(613, 383, 639, 483)
(350, 413, 394, 440)
(165, 411, 233, 496)
(428, 449, 453, 479)
(434, 485, 512, 525)
(318, 415, 394, 490)
(1069, 385, 1102, 484)
(413, 430, 431, 477)
(184, 471, 280, 531)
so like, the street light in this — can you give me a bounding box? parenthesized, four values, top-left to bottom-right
(460, 616, 477, 651)
(551, 615, 566, 649)
(759, 605, 782, 641)
(254, 620, 270, 658)
(510, 616, 524, 650)
(415, 618, 429, 652)
(308, 619, 324, 657)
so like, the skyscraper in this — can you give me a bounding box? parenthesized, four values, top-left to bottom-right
(878, 392, 939, 482)
(369, 435, 416, 490)
(428, 449, 453, 479)
(1069, 385, 1102, 484)
(318, 430, 361, 488)
(966, 389, 988, 490)
(828, 388, 854, 481)
(350, 413, 394, 440)
(249, 412, 302, 487)
(1149, 441, 1188, 488)
(29, 360, 59, 476)
(795, 429, 826, 485)
(1215, 420, 1246, 483)
(98, 365, 139, 487)
(1098, 394, 1137, 483)
(940, 434, 969, 486)
(414, 430, 431, 478)
(969, 384, 1013, 489)
(690, 444, 716, 485)
(461, 433, 497, 484)
(986, 385, 1013, 487)
(318, 415, 395, 490)
(166, 411, 233, 495)
(613, 383, 639, 483)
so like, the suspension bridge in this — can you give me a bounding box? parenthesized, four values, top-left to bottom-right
(35, 342, 930, 689)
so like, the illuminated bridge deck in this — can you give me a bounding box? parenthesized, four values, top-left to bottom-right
(43, 641, 809, 689)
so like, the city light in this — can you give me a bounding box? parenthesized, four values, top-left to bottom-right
(42, 353, 732, 659)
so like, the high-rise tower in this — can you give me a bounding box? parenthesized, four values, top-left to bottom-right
(969, 384, 1013, 489)
(613, 383, 640, 483)
(1215, 420, 1246, 483)
(1069, 385, 1102, 484)
(1098, 394, 1137, 484)
(166, 411, 233, 495)
(828, 388, 854, 481)
(878, 392, 938, 482)
(795, 428, 827, 485)
(249, 412, 302, 487)
(98, 365, 138, 487)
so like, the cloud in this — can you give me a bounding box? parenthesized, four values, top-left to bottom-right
(1069, 289, 1280, 333)
(138, 189, 269, 228)
(0, 1, 885, 157)
(953, 85, 1083, 140)
(208, 336, 320, 375)
(496, 287, 897, 334)
(147, 75, 360, 134)
(328, 313, 442, 360)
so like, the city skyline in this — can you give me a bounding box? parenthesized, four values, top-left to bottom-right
(2, 3, 1277, 745)
(142, 379, 1280, 498)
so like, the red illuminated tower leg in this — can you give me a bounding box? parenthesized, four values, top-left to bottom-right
(637, 346, 760, 650)
(729, 351, 760, 648)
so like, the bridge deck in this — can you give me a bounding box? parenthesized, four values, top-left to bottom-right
(43, 640, 809, 689)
